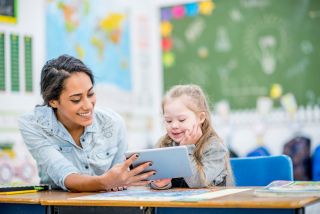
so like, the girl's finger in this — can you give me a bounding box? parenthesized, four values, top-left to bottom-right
(130, 180, 152, 186)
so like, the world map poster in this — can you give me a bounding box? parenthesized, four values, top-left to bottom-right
(46, 0, 131, 91)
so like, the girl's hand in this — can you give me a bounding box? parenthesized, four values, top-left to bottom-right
(180, 124, 202, 145)
(99, 153, 155, 190)
(152, 178, 172, 188)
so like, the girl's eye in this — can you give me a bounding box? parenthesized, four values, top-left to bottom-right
(179, 119, 186, 122)
(165, 120, 172, 124)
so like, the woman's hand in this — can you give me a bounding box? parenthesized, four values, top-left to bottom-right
(180, 124, 202, 145)
(99, 153, 155, 190)
(152, 178, 172, 188)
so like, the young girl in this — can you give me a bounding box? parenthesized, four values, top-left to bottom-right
(151, 84, 233, 189)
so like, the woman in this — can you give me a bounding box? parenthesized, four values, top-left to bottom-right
(19, 55, 154, 192)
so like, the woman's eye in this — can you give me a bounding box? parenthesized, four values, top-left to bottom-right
(88, 92, 95, 97)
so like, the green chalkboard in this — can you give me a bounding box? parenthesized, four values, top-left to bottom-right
(161, 0, 320, 109)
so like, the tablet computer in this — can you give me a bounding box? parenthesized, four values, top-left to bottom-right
(125, 146, 192, 180)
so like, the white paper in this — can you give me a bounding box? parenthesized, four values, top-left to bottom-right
(70, 188, 251, 201)
(181, 188, 251, 201)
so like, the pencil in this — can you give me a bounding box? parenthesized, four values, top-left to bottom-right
(0, 189, 39, 195)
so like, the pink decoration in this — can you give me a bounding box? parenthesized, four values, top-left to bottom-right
(172, 6, 185, 19)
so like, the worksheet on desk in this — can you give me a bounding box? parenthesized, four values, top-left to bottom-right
(70, 188, 251, 201)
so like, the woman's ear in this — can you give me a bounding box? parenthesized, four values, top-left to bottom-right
(199, 112, 206, 124)
(49, 100, 58, 108)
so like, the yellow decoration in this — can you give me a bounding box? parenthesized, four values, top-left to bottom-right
(161, 21, 173, 37)
(199, 0, 215, 15)
(198, 46, 209, 58)
(281, 93, 297, 115)
(0, 149, 15, 159)
(270, 83, 283, 99)
(163, 52, 175, 67)
(0, 16, 17, 24)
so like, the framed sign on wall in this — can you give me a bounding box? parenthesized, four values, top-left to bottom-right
(0, 0, 17, 24)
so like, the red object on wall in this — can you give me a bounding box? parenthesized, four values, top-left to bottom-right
(162, 37, 173, 52)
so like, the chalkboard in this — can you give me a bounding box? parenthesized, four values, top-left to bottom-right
(160, 0, 320, 109)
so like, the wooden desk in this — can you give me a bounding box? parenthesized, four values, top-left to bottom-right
(0, 191, 45, 214)
(1, 187, 319, 214)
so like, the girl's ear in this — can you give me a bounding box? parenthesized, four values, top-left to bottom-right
(199, 112, 206, 124)
(49, 100, 58, 108)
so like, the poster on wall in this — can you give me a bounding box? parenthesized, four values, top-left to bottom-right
(0, 0, 17, 24)
(46, 0, 132, 109)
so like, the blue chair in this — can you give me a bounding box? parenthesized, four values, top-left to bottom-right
(230, 155, 294, 186)
(246, 146, 271, 157)
(312, 145, 320, 181)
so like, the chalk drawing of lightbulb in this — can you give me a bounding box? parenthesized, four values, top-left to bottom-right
(259, 35, 276, 75)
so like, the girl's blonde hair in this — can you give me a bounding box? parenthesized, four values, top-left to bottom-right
(158, 84, 233, 186)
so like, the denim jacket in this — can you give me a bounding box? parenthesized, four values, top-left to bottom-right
(18, 105, 127, 190)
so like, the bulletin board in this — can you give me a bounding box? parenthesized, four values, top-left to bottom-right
(160, 0, 320, 109)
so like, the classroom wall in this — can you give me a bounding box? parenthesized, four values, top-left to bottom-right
(0, 0, 164, 183)
(0, 0, 45, 183)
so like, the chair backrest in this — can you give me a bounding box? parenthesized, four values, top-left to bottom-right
(247, 146, 271, 157)
(312, 145, 320, 181)
(230, 155, 294, 186)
